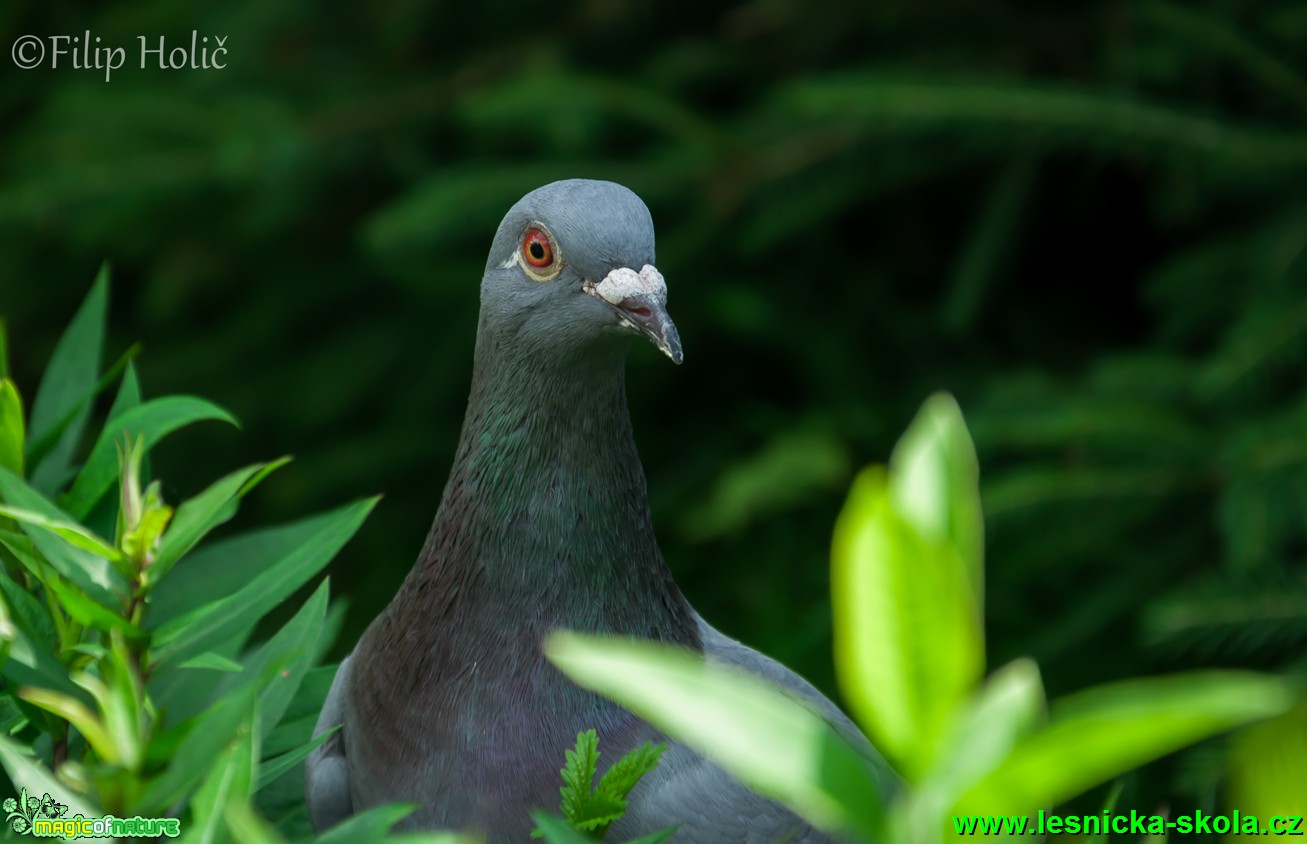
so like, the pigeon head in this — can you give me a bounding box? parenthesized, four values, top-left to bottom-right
(479, 179, 682, 365)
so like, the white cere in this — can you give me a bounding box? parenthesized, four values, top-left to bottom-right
(592, 264, 667, 305)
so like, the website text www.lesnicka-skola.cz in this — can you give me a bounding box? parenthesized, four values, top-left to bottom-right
(954, 809, 1303, 836)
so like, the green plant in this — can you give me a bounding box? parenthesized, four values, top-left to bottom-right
(545, 394, 1305, 843)
(530, 730, 674, 843)
(0, 269, 472, 843)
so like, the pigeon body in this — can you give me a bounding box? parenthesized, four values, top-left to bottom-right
(306, 180, 893, 842)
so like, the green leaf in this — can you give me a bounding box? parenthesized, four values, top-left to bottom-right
(0, 505, 123, 566)
(0, 467, 121, 607)
(597, 741, 666, 801)
(255, 727, 334, 790)
(20, 683, 119, 764)
(221, 800, 286, 844)
(242, 578, 329, 738)
(63, 396, 239, 520)
(832, 464, 982, 780)
(189, 713, 258, 844)
(889, 393, 984, 610)
(312, 803, 419, 844)
(27, 266, 107, 496)
(149, 498, 375, 668)
(1227, 704, 1307, 821)
(105, 361, 141, 424)
(773, 75, 1307, 168)
(25, 343, 143, 483)
(532, 812, 599, 844)
(0, 380, 24, 477)
(958, 671, 1294, 816)
(0, 733, 99, 818)
(150, 457, 291, 587)
(0, 582, 79, 697)
(618, 828, 679, 844)
(136, 682, 259, 811)
(0, 569, 56, 653)
(545, 631, 883, 842)
(907, 659, 1045, 838)
(177, 652, 245, 673)
(560, 729, 600, 824)
(149, 508, 353, 626)
(44, 574, 142, 639)
(833, 394, 986, 785)
(86, 631, 149, 770)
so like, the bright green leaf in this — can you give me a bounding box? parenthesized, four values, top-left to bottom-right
(597, 741, 666, 802)
(86, 631, 148, 771)
(907, 659, 1045, 839)
(619, 827, 679, 844)
(532, 813, 597, 844)
(1227, 704, 1307, 822)
(0, 504, 123, 565)
(222, 801, 286, 844)
(0, 380, 24, 476)
(889, 392, 984, 603)
(832, 466, 983, 779)
(18, 685, 118, 765)
(958, 671, 1294, 816)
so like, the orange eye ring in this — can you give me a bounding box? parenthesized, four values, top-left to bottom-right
(523, 230, 553, 268)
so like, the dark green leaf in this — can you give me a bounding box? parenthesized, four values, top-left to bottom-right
(256, 727, 334, 791)
(135, 682, 259, 811)
(149, 498, 375, 667)
(150, 457, 291, 587)
(63, 396, 238, 519)
(27, 266, 107, 495)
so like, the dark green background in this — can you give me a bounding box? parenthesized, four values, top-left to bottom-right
(4, 0, 1306, 821)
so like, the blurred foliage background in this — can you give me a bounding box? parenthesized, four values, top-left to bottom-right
(3, 0, 1307, 826)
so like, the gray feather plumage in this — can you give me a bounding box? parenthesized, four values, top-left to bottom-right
(305, 180, 894, 842)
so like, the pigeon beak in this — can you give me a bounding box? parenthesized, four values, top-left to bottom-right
(616, 292, 683, 365)
(584, 265, 684, 365)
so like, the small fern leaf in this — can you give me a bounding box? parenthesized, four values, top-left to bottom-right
(597, 741, 667, 801)
(559, 730, 601, 825)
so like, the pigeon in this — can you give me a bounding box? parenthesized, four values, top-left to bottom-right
(306, 179, 894, 842)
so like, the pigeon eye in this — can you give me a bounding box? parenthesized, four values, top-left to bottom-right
(522, 230, 554, 269)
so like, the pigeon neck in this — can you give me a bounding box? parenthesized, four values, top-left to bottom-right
(401, 326, 701, 650)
